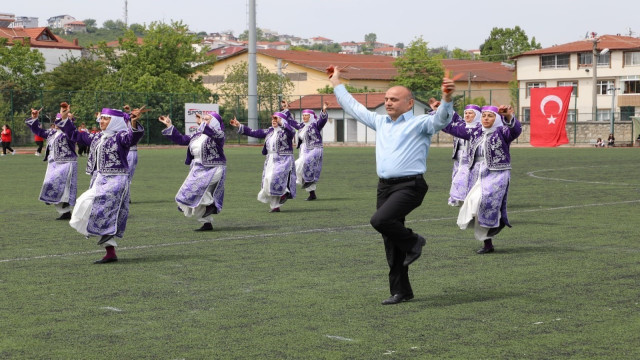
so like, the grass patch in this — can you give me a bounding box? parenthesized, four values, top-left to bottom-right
(1, 146, 639, 359)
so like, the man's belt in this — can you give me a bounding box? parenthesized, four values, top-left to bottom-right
(379, 174, 422, 185)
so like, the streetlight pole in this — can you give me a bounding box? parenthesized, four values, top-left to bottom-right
(591, 35, 598, 122)
(608, 87, 619, 134)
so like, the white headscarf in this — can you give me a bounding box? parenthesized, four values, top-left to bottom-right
(98, 108, 128, 136)
(480, 106, 504, 133)
(463, 104, 482, 128)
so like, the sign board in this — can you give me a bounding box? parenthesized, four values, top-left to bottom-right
(184, 103, 220, 136)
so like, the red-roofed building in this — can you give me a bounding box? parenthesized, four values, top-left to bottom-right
(513, 34, 640, 122)
(200, 49, 514, 106)
(310, 37, 333, 46)
(373, 46, 405, 58)
(63, 20, 86, 34)
(0, 26, 83, 71)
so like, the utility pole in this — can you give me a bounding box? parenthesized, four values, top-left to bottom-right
(247, 0, 258, 143)
(123, 0, 128, 28)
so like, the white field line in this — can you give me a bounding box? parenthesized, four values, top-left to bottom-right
(1, 199, 638, 264)
(526, 167, 638, 186)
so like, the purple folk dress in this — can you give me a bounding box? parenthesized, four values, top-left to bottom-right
(60, 117, 144, 245)
(294, 111, 328, 192)
(237, 119, 297, 209)
(25, 118, 78, 215)
(162, 122, 226, 224)
(442, 116, 522, 240)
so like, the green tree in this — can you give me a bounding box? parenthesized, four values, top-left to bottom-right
(0, 38, 46, 119)
(391, 37, 445, 93)
(42, 58, 108, 91)
(395, 42, 404, 49)
(218, 61, 294, 116)
(83, 19, 97, 33)
(129, 23, 146, 36)
(103, 19, 126, 31)
(479, 26, 541, 63)
(451, 48, 473, 60)
(364, 33, 377, 46)
(68, 21, 215, 122)
(238, 28, 266, 41)
(0, 38, 46, 90)
(317, 84, 371, 94)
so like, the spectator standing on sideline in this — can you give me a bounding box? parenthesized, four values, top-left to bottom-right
(76, 122, 89, 156)
(329, 65, 455, 305)
(34, 125, 45, 156)
(1, 124, 16, 156)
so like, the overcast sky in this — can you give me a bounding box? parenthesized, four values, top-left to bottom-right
(5, 0, 639, 50)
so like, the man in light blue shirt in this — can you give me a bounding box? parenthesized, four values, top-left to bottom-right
(329, 66, 455, 305)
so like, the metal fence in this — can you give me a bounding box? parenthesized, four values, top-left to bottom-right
(2, 89, 636, 146)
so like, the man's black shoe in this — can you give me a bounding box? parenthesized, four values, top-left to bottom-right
(382, 293, 414, 305)
(56, 212, 71, 220)
(269, 207, 281, 213)
(194, 222, 213, 231)
(476, 246, 495, 254)
(403, 235, 426, 266)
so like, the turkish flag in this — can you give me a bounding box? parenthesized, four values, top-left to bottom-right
(530, 87, 572, 147)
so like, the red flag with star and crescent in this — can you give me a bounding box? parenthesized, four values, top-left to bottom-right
(530, 87, 572, 147)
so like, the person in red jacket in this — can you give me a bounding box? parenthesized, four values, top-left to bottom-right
(1, 124, 16, 156)
(34, 128, 45, 156)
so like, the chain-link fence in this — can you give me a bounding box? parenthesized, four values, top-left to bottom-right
(2, 89, 636, 147)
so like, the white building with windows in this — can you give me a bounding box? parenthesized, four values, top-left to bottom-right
(513, 35, 640, 122)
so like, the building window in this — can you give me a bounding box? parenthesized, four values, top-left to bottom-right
(522, 107, 530, 122)
(620, 106, 635, 121)
(596, 109, 611, 121)
(621, 76, 640, 94)
(597, 80, 614, 95)
(624, 51, 640, 66)
(567, 109, 576, 122)
(541, 54, 570, 69)
(526, 82, 546, 97)
(578, 52, 610, 67)
(285, 72, 307, 81)
(202, 75, 224, 84)
(558, 81, 578, 96)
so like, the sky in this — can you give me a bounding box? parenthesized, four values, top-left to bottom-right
(4, 0, 639, 50)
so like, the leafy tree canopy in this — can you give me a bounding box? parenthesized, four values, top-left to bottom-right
(217, 61, 294, 115)
(0, 38, 46, 90)
(392, 36, 445, 93)
(479, 26, 541, 63)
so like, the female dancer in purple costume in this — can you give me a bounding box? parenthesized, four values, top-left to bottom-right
(294, 101, 329, 201)
(61, 107, 144, 263)
(442, 105, 521, 254)
(159, 112, 226, 231)
(230, 112, 297, 212)
(446, 104, 481, 206)
(25, 106, 78, 220)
